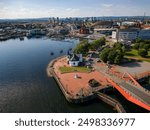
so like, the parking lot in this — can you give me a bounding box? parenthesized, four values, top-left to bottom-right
(118, 61, 150, 75)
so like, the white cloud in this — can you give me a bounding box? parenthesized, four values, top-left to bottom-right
(0, 5, 82, 18)
(101, 4, 113, 8)
(0, 3, 150, 19)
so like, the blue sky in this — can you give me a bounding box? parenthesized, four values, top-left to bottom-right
(0, 0, 150, 19)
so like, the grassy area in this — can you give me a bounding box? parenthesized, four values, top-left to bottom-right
(106, 41, 114, 46)
(125, 49, 150, 62)
(59, 66, 91, 73)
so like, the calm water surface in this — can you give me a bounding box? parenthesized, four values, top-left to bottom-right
(0, 38, 115, 113)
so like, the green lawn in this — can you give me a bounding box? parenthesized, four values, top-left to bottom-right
(59, 66, 91, 73)
(125, 49, 150, 62)
(106, 41, 114, 46)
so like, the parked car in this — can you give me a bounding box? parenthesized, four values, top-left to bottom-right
(96, 58, 101, 62)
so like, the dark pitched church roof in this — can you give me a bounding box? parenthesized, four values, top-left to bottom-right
(70, 54, 79, 61)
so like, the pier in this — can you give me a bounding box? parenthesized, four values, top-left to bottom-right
(95, 92, 126, 113)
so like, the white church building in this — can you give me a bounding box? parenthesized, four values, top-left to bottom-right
(67, 54, 83, 67)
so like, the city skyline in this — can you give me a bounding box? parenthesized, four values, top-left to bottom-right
(0, 0, 150, 19)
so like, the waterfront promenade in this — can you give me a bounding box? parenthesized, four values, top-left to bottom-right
(47, 56, 111, 103)
(47, 56, 150, 111)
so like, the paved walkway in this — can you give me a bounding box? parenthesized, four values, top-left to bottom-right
(53, 57, 110, 97)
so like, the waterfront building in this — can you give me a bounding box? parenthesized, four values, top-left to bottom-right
(92, 21, 113, 28)
(121, 21, 137, 26)
(28, 29, 41, 35)
(68, 54, 83, 66)
(112, 29, 139, 43)
(92, 21, 114, 35)
(94, 28, 117, 35)
(27, 29, 47, 38)
(79, 25, 90, 34)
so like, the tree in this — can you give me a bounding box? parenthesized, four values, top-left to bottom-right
(133, 43, 140, 50)
(90, 40, 101, 50)
(100, 48, 110, 63)
(80, 39, 88, 44)
(133, 40, 150, 51)
(99, 42, 125, 64)
(143, 44, 150, 51)
(90, 37, 106, 50)
(145, 40, 150, 44)
(138, 49, 148, 57)
(121, 46, 126, 54)
(114, 55, 121, 64)
(139, 42, 145, 49)
(108, 50, 116, 64)
(113, 42, 123, 50)
(136, 38, 143, 43)
(74, 40, 89, 55)
(99, 37, 106, 46)
(116, 49, 124, 59)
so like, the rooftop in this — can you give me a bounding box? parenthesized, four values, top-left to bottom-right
(118, 29, 139, 32)
(69, 54, 80, 61)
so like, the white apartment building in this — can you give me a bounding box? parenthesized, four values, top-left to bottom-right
(112, 28, 150, 43)
(112, 29, 138, 43)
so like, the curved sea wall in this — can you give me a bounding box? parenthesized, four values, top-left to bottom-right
(46, 56, 126, 112)
(47, 56, 96, 103)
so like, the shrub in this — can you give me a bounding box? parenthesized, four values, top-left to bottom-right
(138, 49, 148, 57)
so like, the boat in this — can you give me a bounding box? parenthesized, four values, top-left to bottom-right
(64, 38, 74, 43)
(60, 50, 63, 53)
(50, 52, 54, 55)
